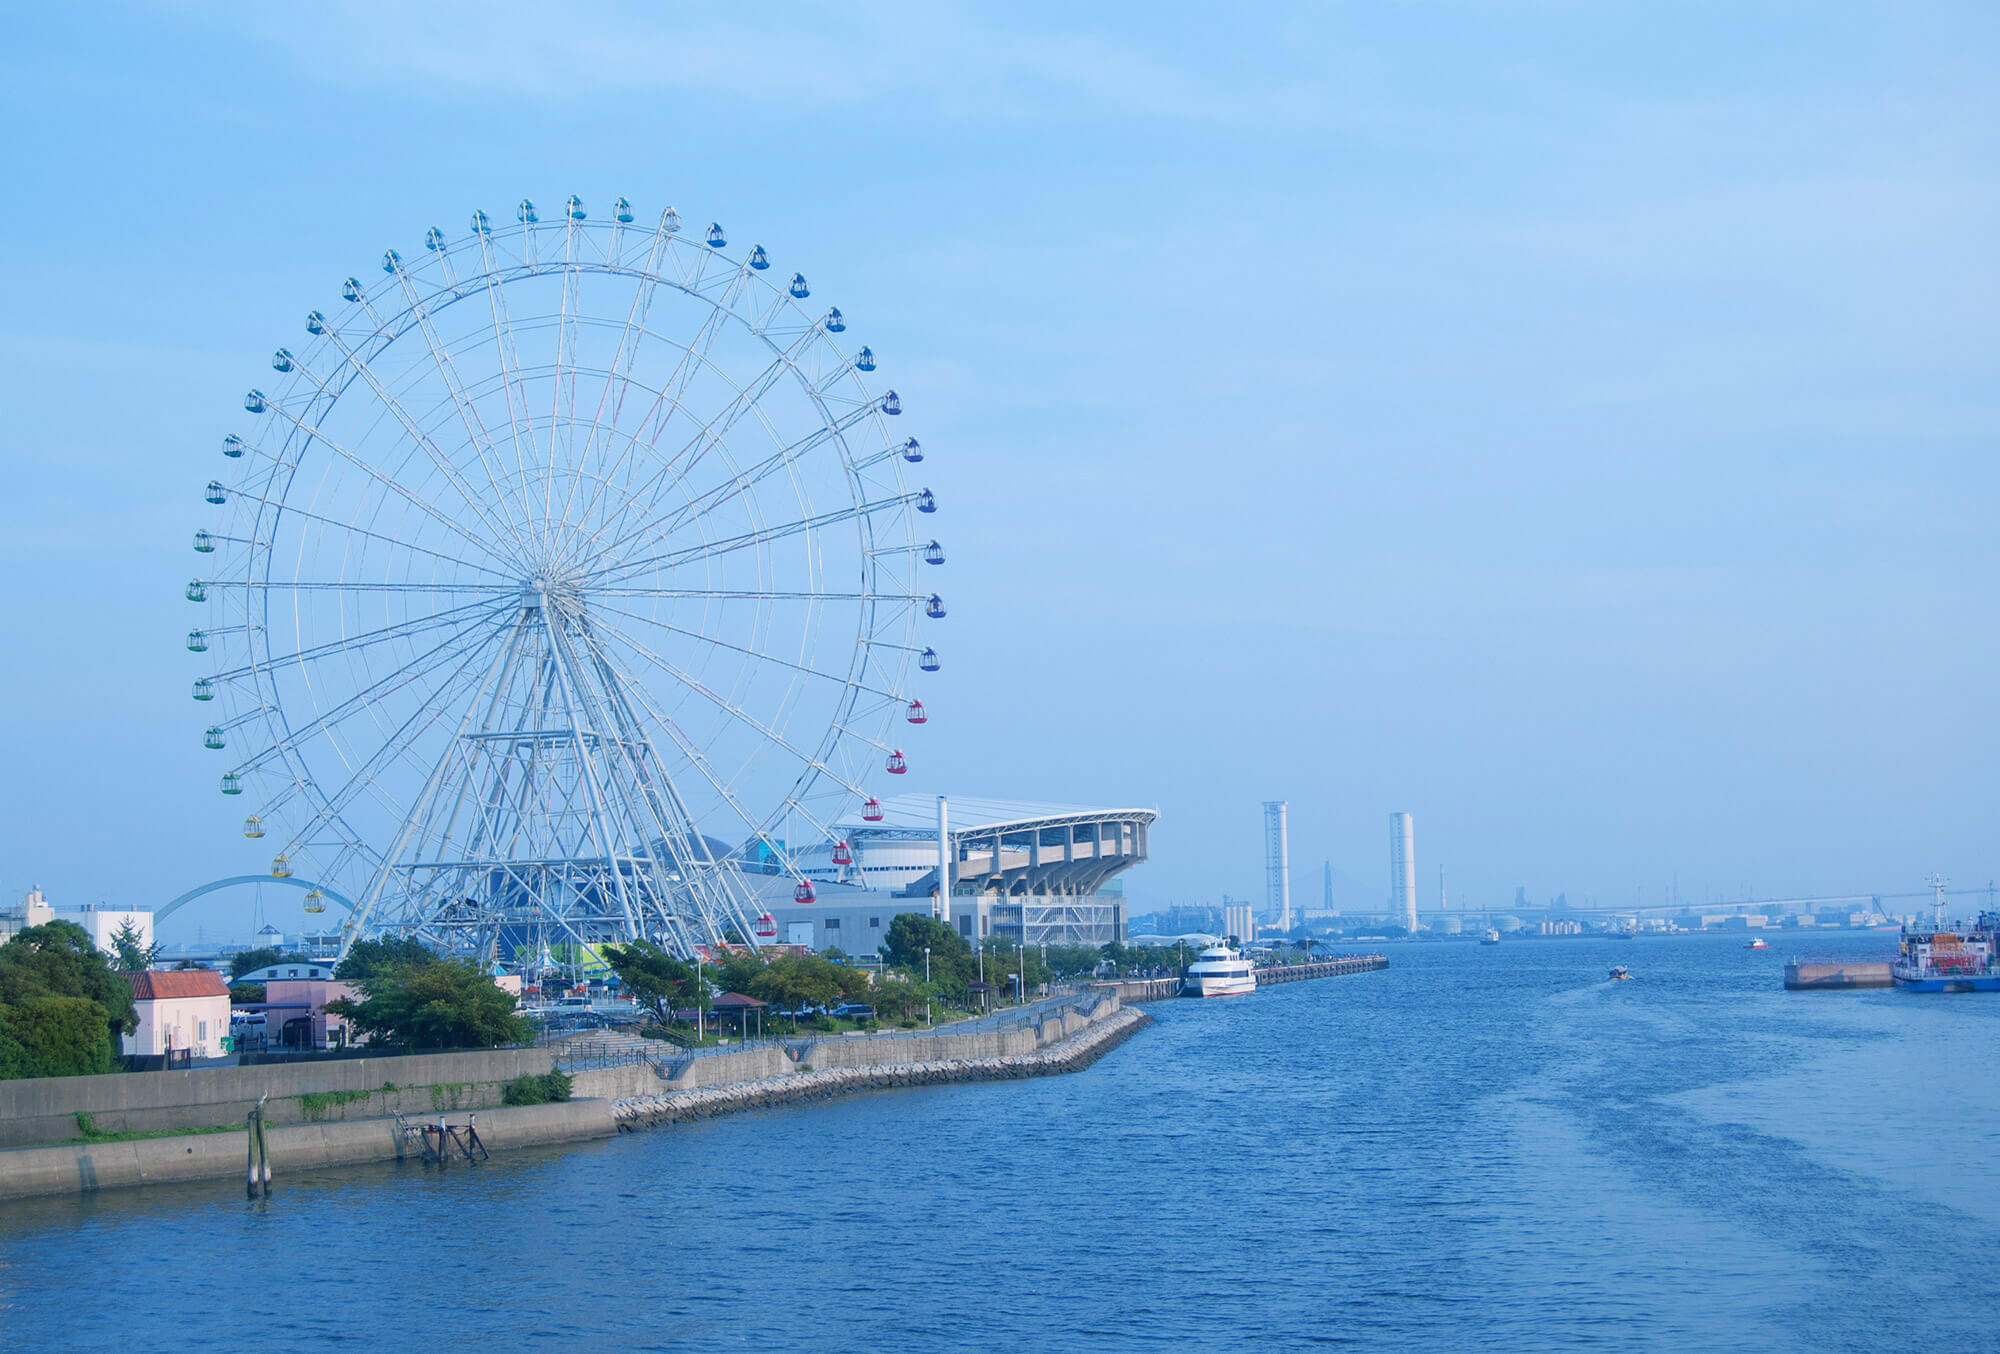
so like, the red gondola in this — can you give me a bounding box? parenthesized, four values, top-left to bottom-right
(794, 880, 816, 905)
(906, 699, 927, 724)
(862, 797, 884, 822)
(831, 841, 853, 866)
(754, 912, 777, 939)
(886, 750, 907, 774)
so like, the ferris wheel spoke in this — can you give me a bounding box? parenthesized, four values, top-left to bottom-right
(313, 330, 532, 566)
(205, 597, 514, 684)
(262, 396, 523, 567)
(213, 488, 519, 581)
(579, 626, 826, 872)
(592, 494, 920, 588)
(383, 260, 538, 552)
(585, 598, 902, 703)
(230, 613, 509, 778)
(594, 399, 880, 569)
(567, 214, 678, 523)
(212, 579, 516, 594)
(268, 631, 509, 859)
(590, 587, 912, 603)
(587, 613, 868, 799)
(474, 227, 552, 558)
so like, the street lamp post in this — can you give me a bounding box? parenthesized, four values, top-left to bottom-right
(924, 946, 932, 1027)
(695, 953, 704, 1042)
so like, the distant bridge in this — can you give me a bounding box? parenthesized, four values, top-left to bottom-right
(156, 875, 356, 925)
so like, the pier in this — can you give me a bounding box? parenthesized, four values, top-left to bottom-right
(1091, 952, 1389, 1003)
(1784, 959, 1895, 990)
(1254, 954, 1388, 985)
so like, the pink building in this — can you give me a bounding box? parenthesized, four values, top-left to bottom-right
(236, 962, 359, 1049)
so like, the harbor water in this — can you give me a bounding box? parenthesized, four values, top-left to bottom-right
(4, 933, 1998, 1351)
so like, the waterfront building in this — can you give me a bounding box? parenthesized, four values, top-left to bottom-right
(1390, 812, 1418, 932)
(121, 969, 230, 1061)
(782, 795, 1155, 947)
(1263, 801, 1292, 933)
(232, 961, 357, 1050)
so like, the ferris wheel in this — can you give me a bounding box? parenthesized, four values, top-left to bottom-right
(184, 196, 944, 959)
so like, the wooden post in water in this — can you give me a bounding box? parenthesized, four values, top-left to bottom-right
(245, 1093, 271, 1199)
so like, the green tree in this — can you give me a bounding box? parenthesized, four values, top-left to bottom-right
(0, 996, 119, 1078)
(333, 935, 436, 983)
(602, 941, 705, 1023)
(747, 955, 846, 1012)
(711, 950, 768, 998)
(324, 957, 531, 1049)
(228, 982, 266, 1004)
(108, 919, 159, 973)
(0, 921, 136, 1079)
(881, 914, 968, 973)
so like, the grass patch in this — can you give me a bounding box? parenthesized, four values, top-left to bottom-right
(297, 1088, 375, 1122)
(70, 1112, 242, 1144)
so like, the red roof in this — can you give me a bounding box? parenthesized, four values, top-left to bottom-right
(124, 970, 230, 1001)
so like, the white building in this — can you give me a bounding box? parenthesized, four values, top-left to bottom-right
(1223, 903, 1256, 943)
(71, 903, 155, 958)
(122, 970, 231, 1060)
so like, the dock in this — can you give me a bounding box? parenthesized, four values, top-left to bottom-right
(1784, 959, 1895, 990)
(1254, 954, 1388, 985)
(1091, 953, 1389, 1004)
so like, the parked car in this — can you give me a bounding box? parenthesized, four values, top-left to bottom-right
(830, 1004, 875, 1020)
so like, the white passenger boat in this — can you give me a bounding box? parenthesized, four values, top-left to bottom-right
(1182, 945, 1256, 998)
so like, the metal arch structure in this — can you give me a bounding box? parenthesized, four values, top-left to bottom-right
(156, 875, 358, 926)
(185, 197, 944, 961)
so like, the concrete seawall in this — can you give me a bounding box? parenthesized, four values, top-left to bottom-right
(0, 1046, 569, 1149)
(613, 1007, 1151, 1128)
(0, 1099, 617, 1202)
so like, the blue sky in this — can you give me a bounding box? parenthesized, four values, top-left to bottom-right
(1, 3, 1995, 936)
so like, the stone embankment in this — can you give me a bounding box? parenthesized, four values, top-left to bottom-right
(614, 1006, 1151, 1129)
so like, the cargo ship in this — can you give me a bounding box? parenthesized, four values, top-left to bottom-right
(1892, 877, 2000, 992)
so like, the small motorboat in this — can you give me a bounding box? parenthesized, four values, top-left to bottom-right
(1744, 937, 1769, 950)
(1608, 965, 1632, 981)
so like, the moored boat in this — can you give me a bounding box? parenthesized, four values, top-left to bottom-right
(1891, 878, 2000, 992)
(1182, 945, 1256, 998)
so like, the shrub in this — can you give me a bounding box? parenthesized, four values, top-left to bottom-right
(501, 1071, 573, 1106)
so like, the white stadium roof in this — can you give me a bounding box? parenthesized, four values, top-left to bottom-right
(837, 794, 1157, 833)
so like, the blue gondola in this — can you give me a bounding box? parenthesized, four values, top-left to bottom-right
(706, 223, 727, 248)
(661, 207, 681, 232)
(925, 594, 946, 619)
(381, 249, 402, 274)
(471, 209, 492, 234)
(789, 273, 810, 298)
(305, 311, 326, 335)
(203, 726, 225, 750)
(916, 488, 936, 513)
(222, 435, 246, 459)
(824, 307, 844, 331)
(920, 647, 941, 672)
(615, 197, 634, 224)
(192, 678, 214, 702)
(187, 629, 208, 653)
(193, 530, 215, 554)
(854, 347, 876, 372)
(880, 391, 901, 415)
(341, 277, 363, 302)
(220, 772, 242, 796)
(923, 540, 945, 565)
(205, 481, 227, 504)
(518, 199, 538, 223)
(567, 195, 586, 221)
(186, 580, 207, 603)
(748, 245, 769, 269)
(901, 437, 922, 463)
(425, 226, 447, 250)
(243, 390, 265, 413)
(271, 349, 294, 372)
